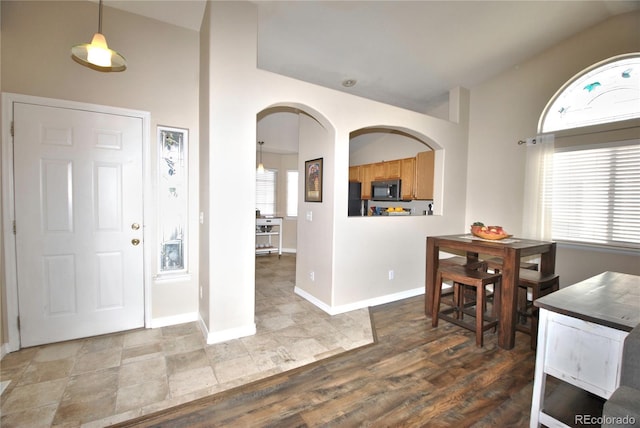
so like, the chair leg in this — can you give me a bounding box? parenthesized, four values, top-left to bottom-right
(531, 308, 539, 349)
(432, 271, 443, 327)
(493, 279, 501, 327)
(476, 283, 484, 347)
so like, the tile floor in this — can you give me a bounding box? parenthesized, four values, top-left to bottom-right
(0, 254, 374, 427)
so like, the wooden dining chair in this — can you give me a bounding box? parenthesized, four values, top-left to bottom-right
(437, 256, 484, 309)
(485, 257, 538, 273)
(432, 263, 502, 347)
(516, 269, 560, 349)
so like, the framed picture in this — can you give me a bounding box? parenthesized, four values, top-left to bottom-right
(305, 158, 323, 202)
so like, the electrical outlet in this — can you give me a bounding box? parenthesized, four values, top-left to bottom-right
(388, 270, 394, 280)
(309, 271, 315, 281)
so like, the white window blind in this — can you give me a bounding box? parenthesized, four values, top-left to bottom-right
(256, 169, 277, 216)
(286, 170, 298, 217)
(550, 142, 640, 248)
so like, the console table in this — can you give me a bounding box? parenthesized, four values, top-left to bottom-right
(256, 217, 282, 257)
(530, 271, 640, 427)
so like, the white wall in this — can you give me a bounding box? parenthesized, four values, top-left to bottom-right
(467, 10, 640, 287)
(201, 2, 469, 331)
(1, 1, 201, 339)
(349, 130, 432, 165)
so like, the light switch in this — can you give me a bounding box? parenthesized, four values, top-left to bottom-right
(306, 211, 313, 222)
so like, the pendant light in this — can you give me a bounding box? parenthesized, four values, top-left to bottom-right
(257, 141, 265, 173)
(71, 0, 126, 72)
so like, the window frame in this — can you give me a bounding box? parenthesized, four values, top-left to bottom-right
(548, 139, 640, 252)
(286, 169, 299, 218)
(255, 168, 277, 217)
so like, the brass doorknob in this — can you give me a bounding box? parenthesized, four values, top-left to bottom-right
(131, 239, 140, 246)
(131, 223, 140, 230)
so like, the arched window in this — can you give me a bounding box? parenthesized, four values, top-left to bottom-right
(540, 53, 640, 132)
(532, 53, 640, 249)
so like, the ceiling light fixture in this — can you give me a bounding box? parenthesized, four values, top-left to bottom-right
(257, 141, 265, 173)
(342, 79, 357, 88)
(71, 0, 126, 72)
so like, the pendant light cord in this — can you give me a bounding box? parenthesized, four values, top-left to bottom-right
(98, 0, 103, 34)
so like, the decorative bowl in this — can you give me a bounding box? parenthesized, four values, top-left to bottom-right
(470, 225, 511, 240)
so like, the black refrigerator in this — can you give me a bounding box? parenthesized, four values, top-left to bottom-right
(348, 181, 367, 216)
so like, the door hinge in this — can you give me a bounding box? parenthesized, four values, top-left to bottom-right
(13, 220, 16, 235)
(10, 121, 14, 137)
(17, 316, 20, 331)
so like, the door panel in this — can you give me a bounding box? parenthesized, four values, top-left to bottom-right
(14, 102, 144, 347)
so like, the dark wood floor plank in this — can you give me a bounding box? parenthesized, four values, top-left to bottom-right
(112, 296, 537, 427)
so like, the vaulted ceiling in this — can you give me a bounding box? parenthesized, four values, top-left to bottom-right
(103, 0, 638, 113)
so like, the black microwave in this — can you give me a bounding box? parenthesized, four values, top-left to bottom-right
(371, 179, 402, 201)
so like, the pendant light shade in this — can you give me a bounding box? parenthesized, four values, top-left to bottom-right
(257, 141, 265, 173)
(71, 0, 126, 72)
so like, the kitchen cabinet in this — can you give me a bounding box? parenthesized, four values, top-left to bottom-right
(350, 150, 433, 200)
(348, 165, 360, 182)
(400, 157, 415, 200)
(256, 217, 282, 257)
(415, 150, 434, 200)
(360, 164, 373, 199)
(372, 160, 401, 180)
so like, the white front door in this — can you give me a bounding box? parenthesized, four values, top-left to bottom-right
(13, 102, 145, 347)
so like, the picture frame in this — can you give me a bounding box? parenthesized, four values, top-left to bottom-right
(304, 158, 323, 202)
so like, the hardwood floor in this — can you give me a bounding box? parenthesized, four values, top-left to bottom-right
(113, 296, 538, 427)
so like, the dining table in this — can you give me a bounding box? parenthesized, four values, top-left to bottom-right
(425, 234, 557, 350)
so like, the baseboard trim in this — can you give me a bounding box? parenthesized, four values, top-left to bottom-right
(0, 343, 9, 359)
(294, 286, 425, 315)
(149, 312, 199, 329)
(197, 314, 256, 345)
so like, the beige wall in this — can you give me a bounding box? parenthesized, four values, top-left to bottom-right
(1, 1, 201, 347)
(0, 1, 4, 349)
(467, 10, 640, 287)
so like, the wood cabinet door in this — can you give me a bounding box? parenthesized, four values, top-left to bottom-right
(360, 164, 373, 199)
(386, 160, 401, 179)
(400, 157, 416, 200)
(415, 151, 435, 200)
(372, 162, 387, 180)
(349, 165, 360, 182)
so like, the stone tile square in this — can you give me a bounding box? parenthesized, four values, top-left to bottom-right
(123, 328, 164, 348)
(71, 347, 122, 375)
(80, 333, 125, 355)
(54, 392, 117, 426)
(119, 356, 167, 387)
(162, 332, 205, 356)
(116, 379, 169, 413)
(161, 322, 200, 338)
(168, 366, 218, 397)
(17, 358, 74, 386)
(213, 355, 260, 384)
(204, 339, 249, 364)
(0, 403, 58, 428)
(121, 342, 164, 364)
(33, 341, 83, 363)
(165, 349, 209, 377)
(1, 378, 67, 414)
(62, 367, 119, 403)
